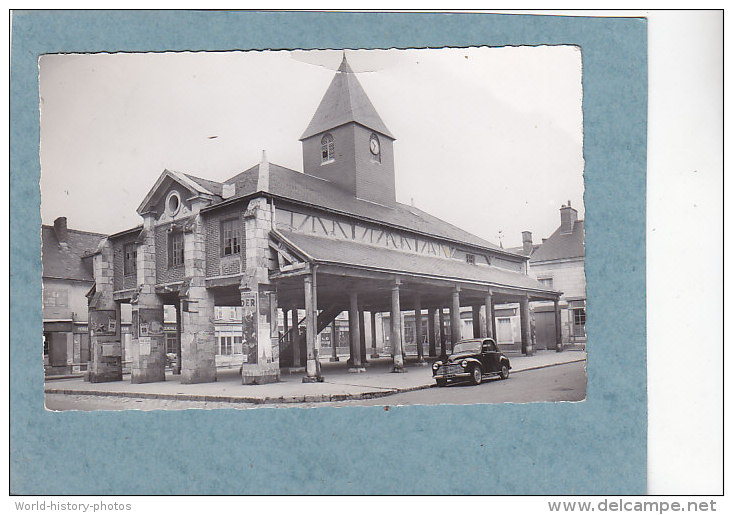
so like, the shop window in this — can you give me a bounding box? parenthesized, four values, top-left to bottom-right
(221, 219, 241, 256)
(218, 336, 233, 356)
(166, 334, 177, 354)
(168, 230, 184, 267)
(321, 133, 335, 163)
(124, 243, 137, 275)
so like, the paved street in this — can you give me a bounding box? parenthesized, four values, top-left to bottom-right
(45, 360, 585, 410)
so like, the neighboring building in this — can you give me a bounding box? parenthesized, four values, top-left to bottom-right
(41, 217, 105, 374)
(86, 54, 560, 385)
(515, 201, 586, 349)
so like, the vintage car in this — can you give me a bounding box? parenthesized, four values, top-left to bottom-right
(432, 338, 511, 386)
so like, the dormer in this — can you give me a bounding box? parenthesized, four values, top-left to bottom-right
(137, 169, 222, 224)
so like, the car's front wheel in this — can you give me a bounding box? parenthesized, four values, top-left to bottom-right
(470, 365, 482, 385)
(499, 363, 510, 380)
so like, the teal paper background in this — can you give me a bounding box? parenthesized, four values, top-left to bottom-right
(10, 11, 647, 494)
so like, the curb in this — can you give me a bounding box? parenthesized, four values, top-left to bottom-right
(44, 358, 586, 405)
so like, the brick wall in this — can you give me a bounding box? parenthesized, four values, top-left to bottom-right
(112, 233, 139, 291)
(204, 204, 246, 278)
(155, 225, 185, 284)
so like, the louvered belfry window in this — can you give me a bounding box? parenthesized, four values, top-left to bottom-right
(321, 133, 335, 163)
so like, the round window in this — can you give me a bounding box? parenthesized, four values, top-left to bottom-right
(166, 191, 181, 216)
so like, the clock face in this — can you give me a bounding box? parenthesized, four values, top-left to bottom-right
(370, 137, 380, 155)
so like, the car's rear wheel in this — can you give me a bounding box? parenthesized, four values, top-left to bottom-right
(436, 378, 447, 387)
(500, 363, 510, 380)
(470, 365, 482, 385)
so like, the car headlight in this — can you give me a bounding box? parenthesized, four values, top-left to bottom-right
(461, 360, 468, 368)
(432, 362, 441, 371)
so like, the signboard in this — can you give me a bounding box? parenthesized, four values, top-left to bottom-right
(90, 310, 116, 336)
(101, 342, 121, 357)
(139, 337, 151, 356)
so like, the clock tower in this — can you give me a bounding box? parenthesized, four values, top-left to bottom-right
(300, 54, 396, 206)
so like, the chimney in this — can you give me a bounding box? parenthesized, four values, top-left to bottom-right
(522, 231, 533, 255)
(257, 150, 270, 193)
(53, 217, 70, 249)
(560, 200, 578, 233)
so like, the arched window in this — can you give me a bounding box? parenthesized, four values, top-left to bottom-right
(321, 133, 335, 163)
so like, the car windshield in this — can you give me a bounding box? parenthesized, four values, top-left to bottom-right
(451, 340, 482, 354)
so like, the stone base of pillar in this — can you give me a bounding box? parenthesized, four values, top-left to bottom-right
(370, 352, 379, 358)
(131, 368, 165, 384)
(391, 365, 407, 373)
(181, 367, 217, 384)
(414, 359, 429, 367)
(329, 356, 340, 362)
(242, 363, 280, 385)
(348, 367, 366, 373)
(287, 366, 305, 374)
(302, 375, 325, 383)
(88, 368, 123, 383)
(346, 358, 354, 366)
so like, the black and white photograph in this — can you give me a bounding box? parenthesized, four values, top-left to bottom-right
(40, 47, 587, 410)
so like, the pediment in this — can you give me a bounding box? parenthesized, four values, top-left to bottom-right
(137, 170, 215, 219)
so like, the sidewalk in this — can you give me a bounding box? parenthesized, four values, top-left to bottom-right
(44, 349, 586, 405)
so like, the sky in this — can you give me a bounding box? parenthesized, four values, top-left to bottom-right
(39, 46, 584, 248)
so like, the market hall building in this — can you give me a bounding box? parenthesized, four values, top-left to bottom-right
(86, 55, 561, 385)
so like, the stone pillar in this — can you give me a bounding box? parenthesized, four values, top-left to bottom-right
(554, 299, 563, 352)
(471, 305, 481, 338)
(87, 238, 123, 383)
(370, 312, 379, 358)
(391, 280, 405, 372)
(427, 308, 437, 357)
(302, 272, 322, 382)
(180, 214, 216, 384)
(484, 291, 494, 340)
(450, 287, 461, 348)
(438, 308, 447, 358)
(358, 308, 368, 365)
(520, 295, 533, 356)
(348, 291, 365, 373)
(330, 318, 340, 362)
(173, 300, 182, 375)
(241, 197, 280, 384)
(131, 217, 166, 384)
(414, 295, 426, 365)
(292, 308, 301, 367)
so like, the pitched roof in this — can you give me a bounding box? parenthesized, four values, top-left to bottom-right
(219, 162, 518, 257)
(184, 173, 224, 197)
(300, 54, 395, 140)
(276, 230, 550, 293)
(530, 220, 585, 262)
(41, 225, 105, 281)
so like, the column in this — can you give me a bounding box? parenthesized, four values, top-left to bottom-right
(370, 311, 379, 358)
(427, 308, 437, 357)
(131, 217, 166, 384)
(438, 308, 447, 358)
(291, 308, 301, 367)
(450, 287, 461, 348)
(520, 294, 533, 356)
(391, 280, 406, 372)
(471, 305, 481, 338)
(484, 290, 494, 340)
(358, 308, 368, 365)
(180, 214, 216, 384)
(415, 295, 426, 365)
(302, 273, 321, 382)
(173, 300, 182, 375)
(330, 318, 340, 362)
(554, 298, 563, 352)
(348, 291, 365, 373)
(87, 238, 123, 383)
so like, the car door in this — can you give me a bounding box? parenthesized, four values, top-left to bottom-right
(482, 339, 501, 373)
